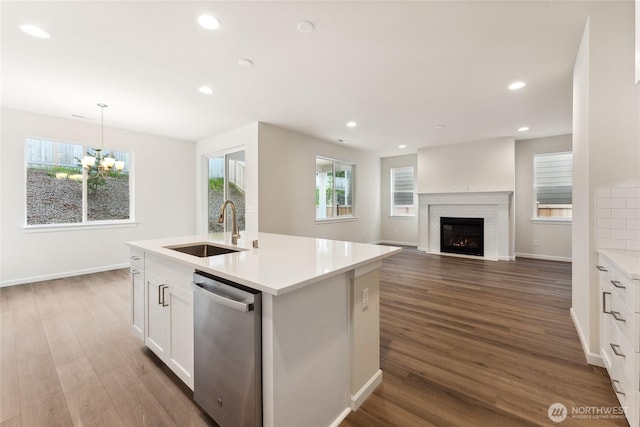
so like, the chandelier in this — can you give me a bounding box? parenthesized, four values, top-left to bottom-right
(81, 103, 124, 177)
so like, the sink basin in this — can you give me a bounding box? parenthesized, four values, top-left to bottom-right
(165, 243, 239, 258)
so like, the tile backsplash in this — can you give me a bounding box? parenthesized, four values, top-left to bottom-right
(596, 186, 640, 251)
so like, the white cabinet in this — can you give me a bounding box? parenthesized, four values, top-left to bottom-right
(145, 272, 169, 356)
(143, 254, 194, 390)
(129, 249, 145, 341)
(598, 252, 640, 427)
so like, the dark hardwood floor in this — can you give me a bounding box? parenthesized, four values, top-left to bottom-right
(0, 248, 626, 426)
(342, 248, 625, 427)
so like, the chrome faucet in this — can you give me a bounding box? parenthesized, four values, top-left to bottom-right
(218, 200, 241, 244)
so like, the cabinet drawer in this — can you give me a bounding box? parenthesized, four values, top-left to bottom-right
(606, 289, 640, 353)
(129, 248, 145, 270)
(146, 254, 193, 291)
(608, 291, 640, 352)
(603, 314, 639, 392)
(598, 255, 640, 313)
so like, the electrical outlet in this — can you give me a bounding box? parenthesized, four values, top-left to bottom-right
(362, 288, 369, 309)
(533, 239, 540, 246)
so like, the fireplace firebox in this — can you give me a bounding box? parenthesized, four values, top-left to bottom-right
(440, 217, 484, 256)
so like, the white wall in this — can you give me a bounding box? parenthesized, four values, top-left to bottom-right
(380, 154, 418, 245)
(195, 122, 259, 235)
(0, 108, 196, 286)
(515, 134, 572, 261)
(257, 123, 381, 243)
(417, 137, 516, 194)
(572, 2, 640, 364)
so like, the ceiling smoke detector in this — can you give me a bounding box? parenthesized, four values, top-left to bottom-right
(297, 21, 315, 33)
(238, 59, 254, 68)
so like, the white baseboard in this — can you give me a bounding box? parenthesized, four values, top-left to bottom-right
(375, 240, 418, 247)
(516, 252, 572, 263)
(328, 407, 353, 427)
(570, 308, 604, 367)
(351, 369, 382, 410)
(0, 263, 129, 288)
(425, 250, 500, 262)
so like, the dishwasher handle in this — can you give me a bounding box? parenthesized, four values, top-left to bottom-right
(192, 281, 253, 312)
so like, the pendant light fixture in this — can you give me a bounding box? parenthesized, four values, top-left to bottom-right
(81, 103, 124, 175)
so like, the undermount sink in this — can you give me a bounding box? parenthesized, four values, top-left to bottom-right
(165, 243, 239, 258)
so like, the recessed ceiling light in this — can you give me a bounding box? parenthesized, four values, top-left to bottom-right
(297, 21, 315, 33)
(508, 81, 526, 90)
(434, 124, 446, 129)
(238, 58, 254, 68)
(346, 121, 357, 128)
(198, 86, 214, 95)
(197, 14, 220, 30)
(518, 126, 530, 132)
(19, 24, 50, 39)
(398, 145, 407, 149)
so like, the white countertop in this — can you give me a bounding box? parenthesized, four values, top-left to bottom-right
(128, 232, 402, 295)
(597, 248, 640, 279)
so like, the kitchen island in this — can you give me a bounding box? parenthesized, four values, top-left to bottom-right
(128, 232, 401, 427)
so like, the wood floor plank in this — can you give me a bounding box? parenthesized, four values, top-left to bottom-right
(56, 356, 125, 427)
(99, 365, 177, 427)
(343, 248, 627, 426)
(19, 390, 72, 427)
(0, 311, 20, 423)
(17, 354, 72, 427)
(0, 416, 21, 427)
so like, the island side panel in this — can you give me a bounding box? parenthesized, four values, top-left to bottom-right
(262, 273, 350, 427)
(349, 262, 382, 409)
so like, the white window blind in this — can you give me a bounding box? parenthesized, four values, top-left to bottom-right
(534, 151, 572, 219)
(391, 166, 415, 216)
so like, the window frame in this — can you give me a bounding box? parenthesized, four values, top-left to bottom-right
(390, 166, 416, 217)
(315, 156, 356, 222)
(532, 151, 573, 222)
(23, 136, 135, 230)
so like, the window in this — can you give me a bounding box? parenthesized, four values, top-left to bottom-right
(207, 150, 246, 234)
(25, 137, 131, 226)
(534, 151, 572, 219)
(316, 157, 354, 220)
(390, 166, 415, 216)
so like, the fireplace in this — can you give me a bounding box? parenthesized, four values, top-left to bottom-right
(440, 217, 484, 256)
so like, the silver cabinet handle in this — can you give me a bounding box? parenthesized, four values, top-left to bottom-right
(130, 268, 140, 275)
(611, 311, 626, 323)
(160, 285, 169, 307)
(603, 292, 611, 314)
(130, 255, 141, 261)
(611, 280, 626, 289)
(158, 285, 166, 305)
(596, 265, 608, 272)
(611, 379, 626, 396)
(610, 343, 626, 358)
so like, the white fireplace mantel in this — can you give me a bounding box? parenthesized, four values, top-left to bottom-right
(417, 191, 514, 261)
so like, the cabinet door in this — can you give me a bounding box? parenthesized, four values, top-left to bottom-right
(130, 267, 145, 340)
(167, 284, 194, 389)
(145, 272, 168, 358)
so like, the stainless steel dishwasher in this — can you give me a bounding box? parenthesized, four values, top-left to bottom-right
(192, 271, 262, 427)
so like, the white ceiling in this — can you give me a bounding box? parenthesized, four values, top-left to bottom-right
(0, 1, 615, 157)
